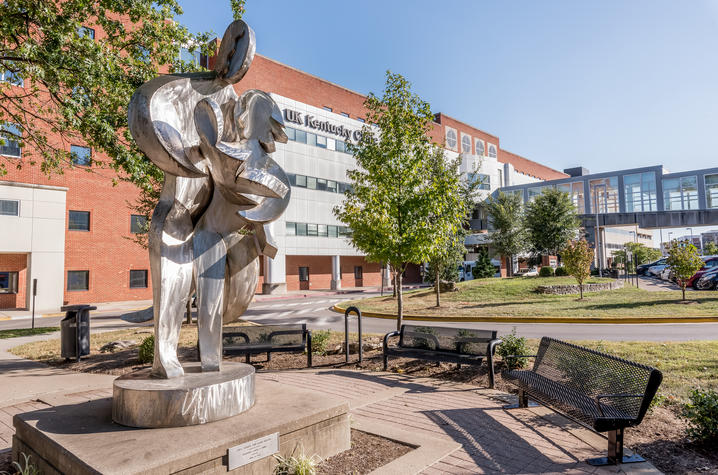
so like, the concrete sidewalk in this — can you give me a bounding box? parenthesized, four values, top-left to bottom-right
(0, 299, 153, 321)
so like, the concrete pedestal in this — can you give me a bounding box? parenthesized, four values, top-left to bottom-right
(113, 362, 255, 428)
(262, 282, 286, 295)
(12, 378, 350, 474)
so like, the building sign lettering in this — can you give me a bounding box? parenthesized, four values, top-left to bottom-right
(284, 108, 362, 142)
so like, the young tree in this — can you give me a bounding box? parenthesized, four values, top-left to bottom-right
(0, 0, 218, 187)
(484, 191, 526, 277)
(335, 72, 466, 330)
(472, 248, 496, 279)
(562, 239, 594, 299)
(425, 234, 465, 307)
(703, 242, 718, 256)
(524, 188, 580, 259)
(666, 240, 704, 301)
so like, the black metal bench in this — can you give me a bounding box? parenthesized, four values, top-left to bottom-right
(222, 324, 313, 367)
(383, 324, 502, 388)
(502, 337, 663, 466)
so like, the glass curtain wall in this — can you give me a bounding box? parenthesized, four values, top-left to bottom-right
(706, 174, 718, 209)
(624, 172, 657, 212)
(557, 182, 585, 213)
(663, 176, 699, 210)
(589, 177, 619, 213)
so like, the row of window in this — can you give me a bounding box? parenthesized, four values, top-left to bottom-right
(287, 173, 352, 193)
(285, 127, 352, 154)
(285, 221, 350, 238)
(467, 173, 491, 191)
(0, 123, 92, 165)
(297, 265, 363, 282)
(0, 271, 18, 294)
(67, 210, 147, 233)
(445, 128, 497, 158)
(67, 269, 147, 291)
(523, 172, 718, 213)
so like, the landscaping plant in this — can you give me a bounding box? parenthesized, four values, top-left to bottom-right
(483, 191, 527, 277)
(554, 266, 568, 276)
(138, 335, 154, 364)
(273, 444, 321, 475)
(497, 329, 529, 370)
(1, 452, 39, 475)
(562, 238, 595, 299)
(681, 388, 718, 444)
(524, 188, 580, 261)
(538, 266, 555, 277)
(310, 330, 331, 356)
(666, 240, 704, 301)
(472, 249, 496, 279)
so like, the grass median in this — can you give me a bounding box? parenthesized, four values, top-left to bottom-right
(341, 276, 718, 319)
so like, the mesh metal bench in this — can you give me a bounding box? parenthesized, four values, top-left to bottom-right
(502, 337, 663, 466)
(222, 324, 313, 367)
(383, 324, 502, 388)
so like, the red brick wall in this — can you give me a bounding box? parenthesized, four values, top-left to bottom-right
(0, 254, 28, 309)
(339, 256, 381, 288)
(285, 255, 381, 291)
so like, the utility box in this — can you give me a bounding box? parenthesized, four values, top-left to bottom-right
(60, 305, 96, 361)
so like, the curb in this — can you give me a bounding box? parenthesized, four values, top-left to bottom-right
(0, 306, 150, 321)
(330, 305, 718, 324)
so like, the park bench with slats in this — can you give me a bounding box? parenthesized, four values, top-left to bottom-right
(223, 324, 313, 367)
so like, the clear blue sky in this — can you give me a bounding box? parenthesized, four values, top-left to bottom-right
(177, 0, 718, 176)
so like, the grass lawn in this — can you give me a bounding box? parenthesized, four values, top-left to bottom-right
(343, 276, 718, 318)
(0, 327, 58, 339)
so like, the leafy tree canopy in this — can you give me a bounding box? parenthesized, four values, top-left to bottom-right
(0, 0, 236, 189)
(613, 242, 662, 271)
(524, 188, 580, 257)
(484, 190, 526, 276)
(666, 240, 704, 300)
(703, 241, 718, 256)
(472, 248, 496, 279)
(562, 238, 594, 299)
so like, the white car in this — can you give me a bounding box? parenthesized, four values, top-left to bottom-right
(647, 264, 668, 277)
(516, 267, 539, 277)
(659, 266, 674, 281)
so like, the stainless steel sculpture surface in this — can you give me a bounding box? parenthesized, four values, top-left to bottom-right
(128, 20, 290, 379)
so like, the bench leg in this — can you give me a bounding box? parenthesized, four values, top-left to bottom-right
(456, 363, 461, 370)
(267, 352, 271, 362)
(503, 389, 539, 409)
(245, 354, 250, 364)
(587, 428, 646, 466)
(383, 353, 388, 371)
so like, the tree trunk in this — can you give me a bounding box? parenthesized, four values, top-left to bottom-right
(435, 267, 441, 307)
(392, 268, 397, 298)
(396, 271, 404, 331)
(579, 284, 583, 300)
(682, 284, 686, 301)
(507, 255, 513, 277)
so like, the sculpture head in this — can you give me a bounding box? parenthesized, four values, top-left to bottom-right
(214, 19, 256, 85)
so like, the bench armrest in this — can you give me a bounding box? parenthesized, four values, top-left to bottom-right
(594, 393, 645, 416)
(488, 339, 503, 355)
(383, 331, 400, 351)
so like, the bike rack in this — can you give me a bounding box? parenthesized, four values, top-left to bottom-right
(344, 306, 363, 364)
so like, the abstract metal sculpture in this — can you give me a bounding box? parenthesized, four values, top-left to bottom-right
(128, 20, 290, 379)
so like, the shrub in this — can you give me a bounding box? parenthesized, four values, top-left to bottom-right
(273, 444, 321, 475)
(538, 266, 555, 277)
(497, 328, 529, 370)
(554, 266, 568, 276)
(681, 388, 718, 443)
(310, 330, 331, 355)
(138, 335, 154, 364)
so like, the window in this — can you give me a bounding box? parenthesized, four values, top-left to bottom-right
(624, 172, 657, 212)
(295, 174, 307, 187)
(589, 177, 619, 213)
(468, 173, 490, 190)
(285, 127, 296, 141)
(327, 180, 338, 193)
(307, 132, 317, 147)
(286, 222, 296, 236)
(339, 112, 349, 117)
(335, 140, 346, 153)
(0, 123, 22, 157)
(316, 135, 327, 148)
(295, 129, 307, 144)
(488, 143, 497, 158)
(528, 186, 543, 201)
(706, 174, 718, 209)
(78, 26, 95, 39)
(307, 176, 317, 190)
(296, 223, 307, 236)
(67, 270, 89, 291)
(497, 169, 503, 187)
(557, 182, 585, 212)
(178, 47, 200, 67)
(130, 214, 147, 234)
(322, 106, 332, 112)
(298, 267, 309, 281)
(307, 223, 318, 236)
(0, 69, 23, 87)
(68, 210, 90, 231)
(354, 266, 363, 279)
(356, 117, 365, 123)
(318, 224, 328, 237)
(0, 200, 19, 216)
(445, 128, 457, 150)
(129, 270, 148, 288)
(70, 145, 91, 166)
(475, 139, 485, 156)
(328, 225, 338, 237)
(461, 134, 472, 153)
(0, 272, 18, 294)
(663, 176, 699, 211)
(316, 178, 327, 191)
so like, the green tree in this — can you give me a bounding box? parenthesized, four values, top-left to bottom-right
(666, 240, 704, 301)
(472, 248, 496, 279)
(613, 242, 662, 272)
(562, 239, 594, 299)
(0, 0, 218, 184)
(484, 191, 526, 277)
(335, 71, 464, 330)
(426, 233, 465, 307)
(703, 242, 718, 256)
(524, 188, 580, 259)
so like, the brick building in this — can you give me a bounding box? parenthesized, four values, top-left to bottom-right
(0, 42, 565, 310)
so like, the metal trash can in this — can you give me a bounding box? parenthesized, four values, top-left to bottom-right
(60, 305, 96, 361)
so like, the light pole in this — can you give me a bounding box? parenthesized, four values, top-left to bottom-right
(593, 184, 607, 276)
(667, 231, 673, 255)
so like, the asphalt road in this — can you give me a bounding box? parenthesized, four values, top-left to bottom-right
(2, 290, 715, 341)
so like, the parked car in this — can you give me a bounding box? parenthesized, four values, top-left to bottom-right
(516, 267, 539, 277)
(647, 262, 668, 277)
(659, 266, 675, 282)
(637, 258, 665, 275)
(687, 257, 718, 288)
(695, 267, 718, 290)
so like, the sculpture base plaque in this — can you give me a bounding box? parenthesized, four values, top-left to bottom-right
(113, 362, 255, 428)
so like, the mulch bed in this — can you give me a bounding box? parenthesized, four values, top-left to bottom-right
(28, 336, 718, 474)
(317, 429, 412, 474)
